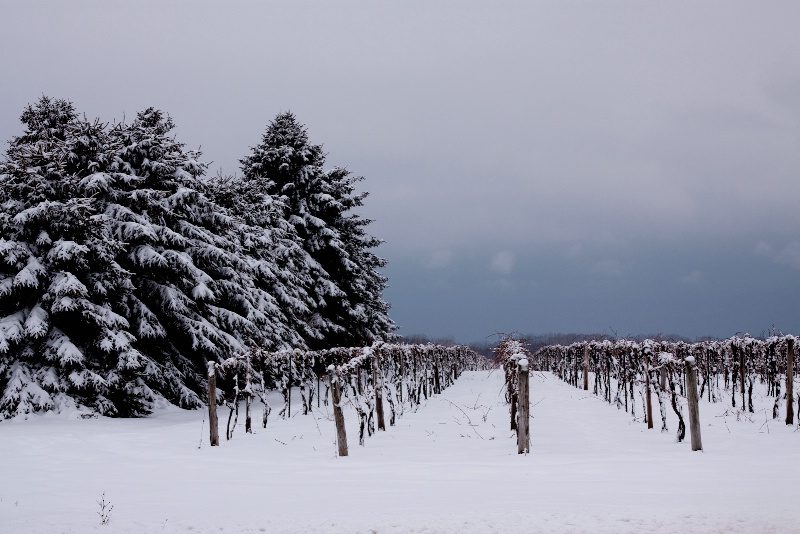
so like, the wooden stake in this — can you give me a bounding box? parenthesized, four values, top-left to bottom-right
(684, 356, 703, 451)
(583, 345, 589, 391)
(245, 356, 252, 434)
(739, 344, 746, 408)
(207, 362, 219, 447)
(517, 358, 530, 454)
(786, 337, 795, 426)
(328, 365, 348, 457)
(373, 349, 386, 431)
(645, 353, 653, 429)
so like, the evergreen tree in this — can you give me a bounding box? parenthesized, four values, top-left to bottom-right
(0, 97, 148, 418)
(0, 97, 394, 419)
(0, 97, 306, 418)
(83, 108, 294, 407)
(205, 171, 313, 349)
(240, 112, 395, 349)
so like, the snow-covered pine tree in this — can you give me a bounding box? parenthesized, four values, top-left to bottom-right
(0, 97, 149, 418)
(324, 167, 395, 346)
(240, 112, 396, 349)
(205, 172, 312, 349)
(83, 108, 292, 408)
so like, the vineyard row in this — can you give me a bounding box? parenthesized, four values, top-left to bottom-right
(510, 335, 798, 446)
(205, 342, 490, 453)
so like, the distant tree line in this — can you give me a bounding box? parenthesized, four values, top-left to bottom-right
(0, 96, 395, 419)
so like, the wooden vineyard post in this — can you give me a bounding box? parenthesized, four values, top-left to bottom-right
(399, 351, 405, 403)
(245, 354, 252, 434)
(373, 349, 386, 431)
(328, 365, 348, 457)
(207, 362, 219, 447)
(583, 345, 589, 391)
(517, 358, 530, 454)
(787, 337, 795, 426)
(645, 352, 653, 429)
(287, 356, 292, 418)
(684, 356, 703, 451)
(739, 344, 746, 409)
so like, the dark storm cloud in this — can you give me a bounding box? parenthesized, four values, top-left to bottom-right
(2, 1, 799, 342)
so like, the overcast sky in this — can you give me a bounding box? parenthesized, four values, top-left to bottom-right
(2, 1, 799, 343)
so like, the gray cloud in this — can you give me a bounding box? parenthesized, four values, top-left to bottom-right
(756, 241, 800, 270)
(2, 1, 799, 342)
(490, 251, 515, 275)
(680, 271, 703, 284)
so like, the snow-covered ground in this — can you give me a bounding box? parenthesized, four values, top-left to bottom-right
(2, 370, 798, 534)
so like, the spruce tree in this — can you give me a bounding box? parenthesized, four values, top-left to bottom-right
(205, 172, 312, 349)
(240, 112, 395, 349)
(0, 97, 147, 418)
(84, 108, 293, 407)
(0, 98, 304, 418)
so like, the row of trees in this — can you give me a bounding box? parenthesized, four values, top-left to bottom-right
(0, 96, 395, 419)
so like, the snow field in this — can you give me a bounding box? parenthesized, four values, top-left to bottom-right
(2, 370, 799, 533)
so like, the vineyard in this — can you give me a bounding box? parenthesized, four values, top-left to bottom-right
(208, 342, 489, 451)
(510, 335, 799, 446)
(4, 338, 800, 533)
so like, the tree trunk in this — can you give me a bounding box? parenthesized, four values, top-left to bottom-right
(207, 362, 219, 447)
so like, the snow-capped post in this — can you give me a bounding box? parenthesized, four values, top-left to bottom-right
(786, 337, 795, 426)
(645, 351, 654, 429)
(207, 362, 219, 447)
(287, 356, 293, 418)
(737, 342, 746, 409)
(517, 357, 530, 454)
(245, 353, 252, 434)
(328, 365, 348, 457)
(373, 347, 386, 431)
(583, 344, 589, 391)
(684, 356, 702, 451)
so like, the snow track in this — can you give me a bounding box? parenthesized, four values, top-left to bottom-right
(2, 370, 798, 533)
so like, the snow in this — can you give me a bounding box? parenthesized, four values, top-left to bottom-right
(47, 333, 85, 365)
(0, 311, 25, 352)
(48, 271, 88, 297)
(22, 305, 49, 338)
(2, 370, 799, 533)
(46, 240, 90, 263)
(13, 257, 45, 288)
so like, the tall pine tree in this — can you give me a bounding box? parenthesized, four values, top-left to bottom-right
(240, 112, 395, 349)
(0, 97, 148, 417)
(83, 108, 297, 407)
(0, 98, 310, 418)
(205, 171, 313, 349)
